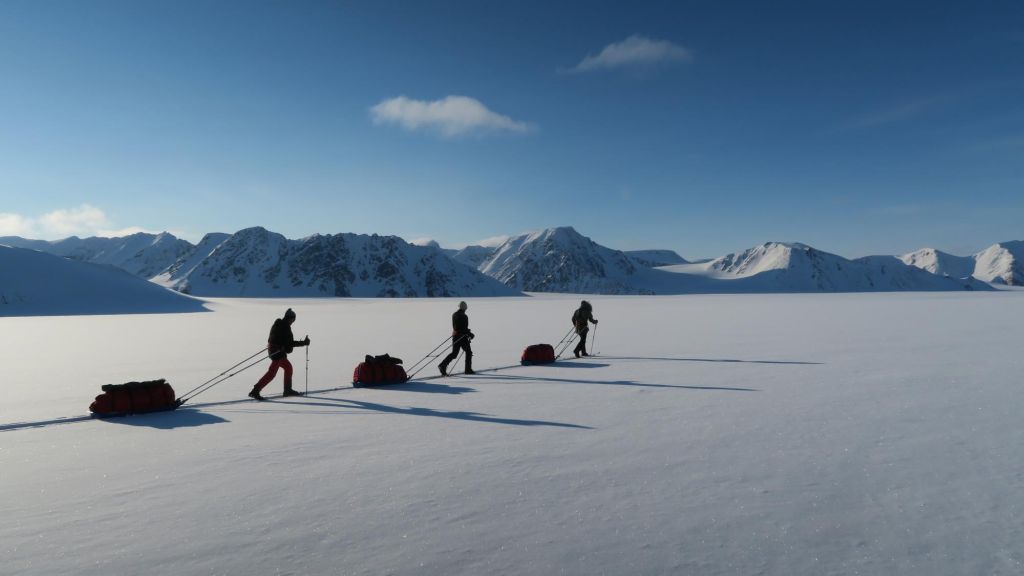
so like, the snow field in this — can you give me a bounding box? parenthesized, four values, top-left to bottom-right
(2, 292, 1023, 575)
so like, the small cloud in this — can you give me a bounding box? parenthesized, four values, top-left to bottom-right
(0, 213, 35, 237)
(841, 95, 956, 132)
(370, 95, 534, 137)
(0, 204, 157, 240)
(568, 35, 692, 73)
(37, 204, 111, 237)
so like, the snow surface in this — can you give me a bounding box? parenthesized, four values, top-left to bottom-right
(3, 292, 1023, 575)
(0, 245, 207, 316)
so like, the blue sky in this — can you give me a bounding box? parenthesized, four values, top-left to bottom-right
(0, 0, 1021, 258)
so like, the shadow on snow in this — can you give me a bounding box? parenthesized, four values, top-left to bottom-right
(262, 395, 592, 429)
(483, 373, 758, 392)
(0, 408, 228, 432)
(597, 355, 822, 365)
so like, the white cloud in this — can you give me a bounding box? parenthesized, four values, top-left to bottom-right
(0, 204, 156, 240)
(0, 213, 35, 237)
(569, 35, 692, 73)
(370, 95, 534, 137)
(37, 204, 112, 237)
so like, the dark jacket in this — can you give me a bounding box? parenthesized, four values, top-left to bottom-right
(452, 309, 470, 336)
(268, 318, 302, 360)
(572, 307, 596, 332)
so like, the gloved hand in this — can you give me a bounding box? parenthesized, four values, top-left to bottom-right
(303, 335, 311, 346)
(468, 331, 475, 340)
(593, 319, 599, 324)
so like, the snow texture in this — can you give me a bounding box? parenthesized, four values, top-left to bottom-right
(451, 244, 497, 268)
(899, 248, 977, 279)
(2, 293, 1023, 575)
(0, 245, 207, 316)
(972, 241, 1024, 285)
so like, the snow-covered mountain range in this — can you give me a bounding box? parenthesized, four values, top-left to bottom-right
(152, 227, 517, 297)
(899, 241, 1024, 285)
(5, 227, 1014, 303)
(0, 245, 206, 316)
(472, 229, 987, 294)
(0, 232, 192, 278)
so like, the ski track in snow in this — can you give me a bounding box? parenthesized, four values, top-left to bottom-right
(2, 293, 1023, 575)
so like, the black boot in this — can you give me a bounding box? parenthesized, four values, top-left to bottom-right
(248, 388, 265, 401)
(283, 388, 303, 397)
(438, 364, 448, 376)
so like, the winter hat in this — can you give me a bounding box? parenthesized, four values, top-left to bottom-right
(284, 308, 296, 320)
(458, 301, 468, 311)
(581, 300, 591, 310)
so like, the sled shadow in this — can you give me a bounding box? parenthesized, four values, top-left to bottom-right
(372, 381, 476, 395)
(97, 409, 228, 429)
(289, 395, 592, 429)
(599, 356, 822, 365)
(0, 408, 227, 432)
(485, 373, 757, 392)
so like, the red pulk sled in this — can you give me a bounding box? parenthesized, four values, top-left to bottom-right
(353, 354, 409, 387)
(89, 379, 180, 417)
(520, 344, 556, 365)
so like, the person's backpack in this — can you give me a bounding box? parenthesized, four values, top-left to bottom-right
(571, 309, 580, 326)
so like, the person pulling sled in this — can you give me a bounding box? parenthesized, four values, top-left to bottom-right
(248, 308, 310, 401)
(439, 301, 474, 376)
(572, 300, 598, 358)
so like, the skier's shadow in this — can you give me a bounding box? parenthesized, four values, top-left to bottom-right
(599, 356, 822, 365)
(487, 373, 757, 392)
(287, 395, 591, 429)
(369, 381, 476, 395)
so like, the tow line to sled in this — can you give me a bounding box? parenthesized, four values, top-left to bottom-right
(89, 347, 273, 418)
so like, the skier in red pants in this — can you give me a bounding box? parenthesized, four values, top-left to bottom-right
(249, 308, 310, 401)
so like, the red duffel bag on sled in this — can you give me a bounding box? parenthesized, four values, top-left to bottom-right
(353, 354, 409, 387)
(89, 379, 178, 417)
(521, 344, 556, 365)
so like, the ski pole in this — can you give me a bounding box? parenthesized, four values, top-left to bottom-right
(591, 323, 598, 355)
(305, 343, 309, 395)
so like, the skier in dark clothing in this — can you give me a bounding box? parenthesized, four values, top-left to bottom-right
(439, 301, 474, 376)
(249, 308, 310, 401)
(572, 300, 598, 358)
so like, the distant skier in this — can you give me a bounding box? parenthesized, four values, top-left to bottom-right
(572, 300, 598, 357)
(439, 301, 474, 376)
(248, 308, 310, 401)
